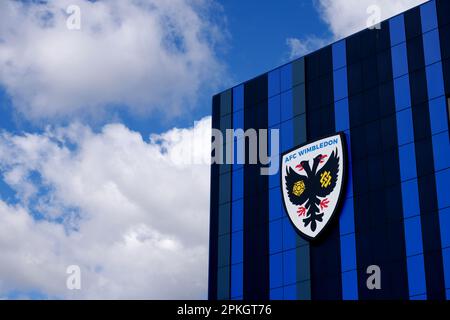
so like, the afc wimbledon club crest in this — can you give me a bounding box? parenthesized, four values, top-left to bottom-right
(281, 133, 347, 240)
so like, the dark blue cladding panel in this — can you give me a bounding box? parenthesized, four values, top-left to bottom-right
(306, 46, 342, 300)
(333, 39, 358, 300)
(231, 85, 244, 300)
(209, 94, 221, 300)
(405, 1, 446, 299)
(347, 20, 409, 299)
(243, 74, 269, 300)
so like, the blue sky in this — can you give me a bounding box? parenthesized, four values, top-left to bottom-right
(0, 0, 427, 299)
(158, 0, 330, 135)
(219, 0, 329, 88)
(0, 0, 330, 138)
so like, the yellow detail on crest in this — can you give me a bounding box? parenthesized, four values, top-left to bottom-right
(320, 171, 332, 188)
(293, 181, 305, 196)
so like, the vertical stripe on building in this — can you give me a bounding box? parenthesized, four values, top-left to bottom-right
(347, 20, 409, 299)
(292, 58, 312, 300)
(268, 66, 283, 299)
(421, 0, 450, 299)
(231, 85, 244, 299)
(208, 94, 221, 300)
(404, 3, 446, 299)
(243, 74, 270, 299)
(436, 0, 450, 300)
(217, 90, 232, 299)
(332, 40, 358, 300)
(306, 46, 343, 300)
(390, 13, 427, 300)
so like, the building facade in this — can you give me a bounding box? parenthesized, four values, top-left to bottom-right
(209, 0, 450, 300)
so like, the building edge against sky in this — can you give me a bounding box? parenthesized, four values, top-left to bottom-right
(209, 0, 450, 300)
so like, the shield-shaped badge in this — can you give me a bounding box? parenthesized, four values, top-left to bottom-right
(281, 133, 347, 241)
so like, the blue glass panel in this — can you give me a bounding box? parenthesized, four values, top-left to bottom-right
(432, 131, 450, 171)
(394, 75, 412, 111)
(233, 138, 244, 171)
(283, 284, 297, 300)
(346, 157, 354, 198)
(269, 69, 281, 98)
(233, 109, 244, 130)
(410, 294, 427, 300)
(404, 216, 424, 256)
(269, 219, 283, 254)
(233, 85, 244, 112)
(218, 234, 230, 267)
(217, 266, 230, 299)
(407, 254, 427, 297)
(426, 62, 445, 99)
(283, 218, 297, 251)
(283, 249, 296, 285)
(333, 51, 357, 298)
(332, 40, 347, 70)
(420, 0, 438, 33)
(218, 203, 230, 236)
(401, 179, 420, 218)
(269, 187, 283, 221)
(423, 29, 442, 66)
(441, 248, 450, 295)
(396, 108, 415, 146)
(280, 63, 293, 92)
(436, 168, 450, 209)
(268, 95, 281, 127)
(429, 97, 449, 134)
(268, 127, 280, 157)
(390, 15, 406, 46)
(340, 233, 357, 272)
(269, 168, 281, 190)
(270, 253, 283, 289)
(281, 90, 293, 122)
(232, 169, 244, 200)
(281, 120, 294, 152)
(297, 245, 310, 282)
(231, 231, 243, 265)
(231, 263, 243, 298)
(340, 199, 355, 235)
(342, 270, 358, 300)
(270, 287, 283, 300)
(398, 143, 418, 181)
(335, 98, 350, 131)
(231, 199, 243, 232)
(334, 68, 348, 101)
(439, 207, 450, 249)
(391, 43, 409, 78)
(219, 172, 231, 204)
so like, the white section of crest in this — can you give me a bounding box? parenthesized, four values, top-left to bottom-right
(281, 135, 344, 239)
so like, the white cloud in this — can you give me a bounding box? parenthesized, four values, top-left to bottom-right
(0, 0, 226, 121)
(287, 0, 428, 58)
(315, 0, 428, 40)
(286, 36, 328, 60)
(0, 117, 212, 299)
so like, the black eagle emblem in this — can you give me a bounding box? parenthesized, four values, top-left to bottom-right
(285, 149, 340, 232)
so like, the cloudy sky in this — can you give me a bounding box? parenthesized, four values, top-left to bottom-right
(0, 0, 427, 299)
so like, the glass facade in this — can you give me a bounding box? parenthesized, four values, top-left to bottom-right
(209, 0, 450, 300)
